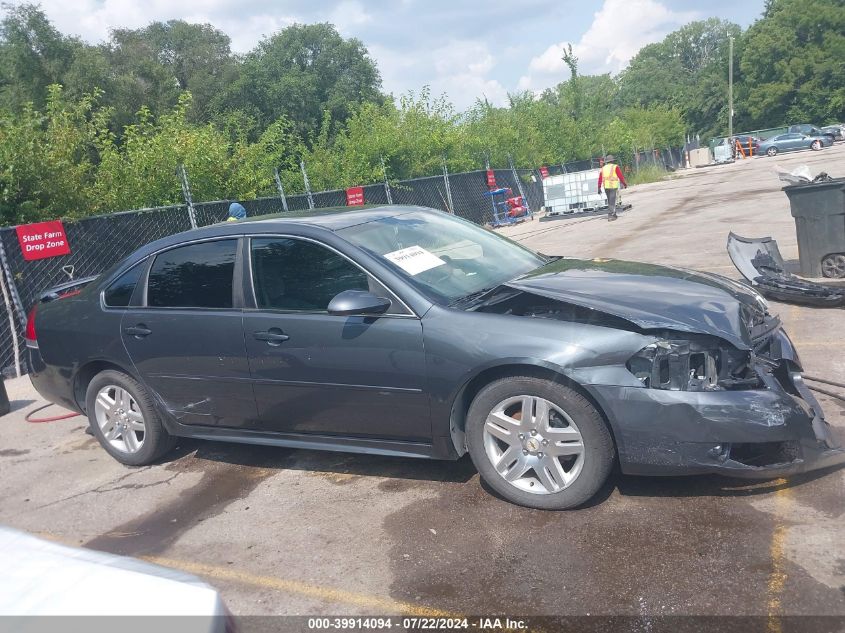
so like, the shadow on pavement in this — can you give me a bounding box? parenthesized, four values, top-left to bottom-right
(613, 464, 844, 499)
(166, 437, 477, 484)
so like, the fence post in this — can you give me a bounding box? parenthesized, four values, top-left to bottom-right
(380, 156, 393, 205)
(300, 161, 315, 210)
(441, 157, 455, 214)
(508, 154, 532, 218)
(0, 239, 26, 329)
(273, 168, 289, 212)
(0, 254, 21, 377)
(0, 239, 25, 377)
(178, 164, 198, 229)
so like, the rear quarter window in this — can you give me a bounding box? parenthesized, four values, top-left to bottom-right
(103, 264, 144, 307)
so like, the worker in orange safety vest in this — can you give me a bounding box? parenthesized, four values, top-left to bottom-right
(597, 155, 628, 222)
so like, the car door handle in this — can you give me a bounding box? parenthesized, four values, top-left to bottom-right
(253, 329, 290, 345)
(123, 325, 152, 338)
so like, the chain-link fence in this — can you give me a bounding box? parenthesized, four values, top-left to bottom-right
(0, 151, 677, 378)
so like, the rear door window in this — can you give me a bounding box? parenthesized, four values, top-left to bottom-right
(147, 239, 237, 308)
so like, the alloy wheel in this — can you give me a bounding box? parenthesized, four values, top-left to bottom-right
(821, 254, 845, 279)
(482, 395, 585, 495)
(93, 385, 146, 453)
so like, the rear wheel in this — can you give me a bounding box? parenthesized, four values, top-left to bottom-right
(466, 376, 614, 510)
(766, 147, 778, 157)
(85, 370, 175, 466)
(811, 140, 822, 151)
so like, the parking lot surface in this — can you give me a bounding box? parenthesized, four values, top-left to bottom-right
(1, 145, 844, 623)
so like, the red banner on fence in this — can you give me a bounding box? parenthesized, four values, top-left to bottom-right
(539, 166, 549, 179)
(16, 220, 71, 261)
(486, 169, 497, 188)
(346, 186, 364, 206)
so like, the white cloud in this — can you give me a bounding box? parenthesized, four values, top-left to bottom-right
(328, 1, 372, 34)
(519, 0, 699, 94)
(5, 0, 299, 52)
(372, 39, 508, 109)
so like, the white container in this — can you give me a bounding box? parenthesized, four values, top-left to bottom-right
(543, 169, 607, 216)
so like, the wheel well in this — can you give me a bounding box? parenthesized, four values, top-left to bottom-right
(73, 361, 131, 412)
(448, 364, 618, 456)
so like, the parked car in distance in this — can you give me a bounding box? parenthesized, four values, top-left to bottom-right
(758, 132, 833, 156)
(788, 123, 837, 143)
(821, 125, 844, 141)
(25, 206, 845, 510)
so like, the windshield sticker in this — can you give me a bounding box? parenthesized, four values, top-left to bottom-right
(384, 245, 446, 275)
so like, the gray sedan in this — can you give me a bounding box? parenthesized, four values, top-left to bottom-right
(758, 132, 833, 156)
(25, 206, 845, 509)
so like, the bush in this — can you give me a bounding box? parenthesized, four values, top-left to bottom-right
(627, 164, 669, 186)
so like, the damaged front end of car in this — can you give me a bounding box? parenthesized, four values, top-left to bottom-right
(480, 260, 845, 479)
(612, 321, 844, 478)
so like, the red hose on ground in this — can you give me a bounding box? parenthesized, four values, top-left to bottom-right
(25, 403, 80, 423)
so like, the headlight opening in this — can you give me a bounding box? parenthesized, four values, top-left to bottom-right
(627, 338, 762, 392)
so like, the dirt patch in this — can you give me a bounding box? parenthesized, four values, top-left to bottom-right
(84, 444, 284, 557)
(0, 448, 30, 457)
(600, 194, 698, 254)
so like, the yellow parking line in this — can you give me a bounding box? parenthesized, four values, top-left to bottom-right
(766, 480, 790, 633)
(142, 555, 454, 617)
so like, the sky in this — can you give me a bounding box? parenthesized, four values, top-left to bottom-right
(9, 0, 765, 109)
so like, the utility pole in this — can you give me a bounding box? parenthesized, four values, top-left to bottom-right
(728, 35, 734, 141)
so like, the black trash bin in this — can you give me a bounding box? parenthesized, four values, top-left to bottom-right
(783, 177, 845, 278)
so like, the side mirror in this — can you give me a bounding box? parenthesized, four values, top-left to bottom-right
(327, 290, 391, 316)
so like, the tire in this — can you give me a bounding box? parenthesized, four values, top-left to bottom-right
(766, 147, 778, 157)
(465, 376, 614, 510)
(821, 253, 845, 279)
(85, 369, 175, 466)
(811, 140, 822, 151)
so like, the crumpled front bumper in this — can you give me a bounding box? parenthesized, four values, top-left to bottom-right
(588, 329, 845, 479)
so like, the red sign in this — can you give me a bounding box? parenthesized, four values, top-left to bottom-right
(539, 166, 550, 179)
(486, 169, 497, 188)
(16, 220, 71, 261)
(346, 186, 364, 206)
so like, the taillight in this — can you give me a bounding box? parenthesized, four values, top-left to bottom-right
(25, 305, 37, 342)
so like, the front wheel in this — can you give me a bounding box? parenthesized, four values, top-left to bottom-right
(85, 370, 175, 466)
(766, 147, 778, 157)
(466, 376, 614, 510)
(811, 140, 822, 151)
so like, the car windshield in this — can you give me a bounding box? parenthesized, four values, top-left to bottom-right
(338, 209, 547, 305)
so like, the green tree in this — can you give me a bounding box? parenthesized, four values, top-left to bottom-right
(738, 0, 845, 128)
(105, 20, 234, 126)
(617, 18, 742, 137)
(219, 23, 383, 140)
(0, 3, 85, 110)
(0, 84, 109, 223)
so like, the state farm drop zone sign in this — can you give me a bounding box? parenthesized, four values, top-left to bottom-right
(16, 220, 71, 261)
(346, 186, 365, 206)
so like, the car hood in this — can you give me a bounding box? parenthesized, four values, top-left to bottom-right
(504, 258, 769, 349)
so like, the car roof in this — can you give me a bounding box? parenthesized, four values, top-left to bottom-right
(240, 204, 424, 230)
(123, 204, 434, 264)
